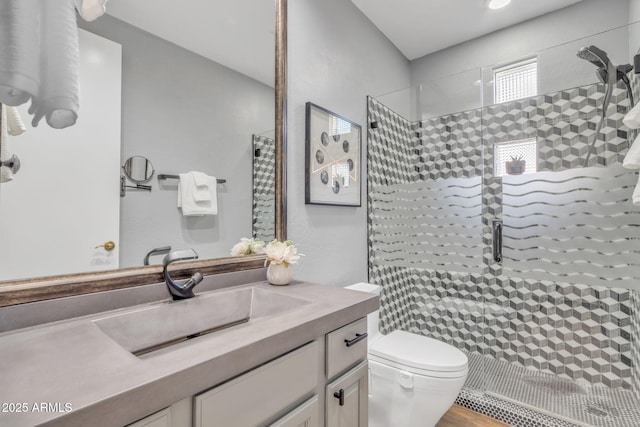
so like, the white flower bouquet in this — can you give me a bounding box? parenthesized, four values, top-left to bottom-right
(264, 240, 303, 266)
(230, 237, 265, 256)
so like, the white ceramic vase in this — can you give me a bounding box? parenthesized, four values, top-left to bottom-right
(266, 263, 291, 286)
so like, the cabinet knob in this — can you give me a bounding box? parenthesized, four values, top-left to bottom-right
(333, 389, 345, 406)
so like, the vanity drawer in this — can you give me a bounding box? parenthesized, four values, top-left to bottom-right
(194, 341, 319, 427)
(326, 317, 368, 380)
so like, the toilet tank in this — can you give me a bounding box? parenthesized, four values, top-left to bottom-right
(345, 283, 381, 343)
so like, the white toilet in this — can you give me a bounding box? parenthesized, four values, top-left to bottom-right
(346, 283, 468, 427)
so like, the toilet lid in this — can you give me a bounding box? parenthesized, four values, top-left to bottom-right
(369, 330, 467, 374)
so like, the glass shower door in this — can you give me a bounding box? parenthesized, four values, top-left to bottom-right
(480, 25, 640, 426)
(368, 69, 488, 396)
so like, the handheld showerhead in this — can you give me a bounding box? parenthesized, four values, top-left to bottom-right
(577, 45, 619, 167)
(576, 45, 611, 69)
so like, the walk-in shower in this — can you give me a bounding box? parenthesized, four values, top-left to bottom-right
(367, 22, 640, 427)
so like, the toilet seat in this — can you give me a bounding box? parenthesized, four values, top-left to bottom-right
(369, 330, 468, 379)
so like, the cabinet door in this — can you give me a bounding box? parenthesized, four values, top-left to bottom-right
(194, 341, 318, 427)
(127, 407, 170, 427)
(326, 361, 368, 427)
(269, 396, 319, 427)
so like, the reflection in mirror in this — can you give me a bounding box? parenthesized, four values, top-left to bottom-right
(0, 1, 276, 282)
(123, 156, 154, 184)
(252, 131, 276, 242)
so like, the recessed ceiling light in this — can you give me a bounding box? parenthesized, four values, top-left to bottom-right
(487, 0, 512, 10)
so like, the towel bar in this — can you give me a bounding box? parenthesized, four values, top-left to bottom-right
(158, 174, 226, 184)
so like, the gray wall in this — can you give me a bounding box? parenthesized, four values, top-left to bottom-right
(410, 0, 633, 118)
(630, 0, 640, 60)
(81, 16, 274, 268)
(287, 0, 410, 286)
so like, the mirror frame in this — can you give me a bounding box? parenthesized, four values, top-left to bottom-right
(0, 0, 287, 308)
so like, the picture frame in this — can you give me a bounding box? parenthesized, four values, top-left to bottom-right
(305, 102, 362, 206)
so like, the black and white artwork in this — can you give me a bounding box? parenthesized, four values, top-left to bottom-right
(305, 102, 361, 206)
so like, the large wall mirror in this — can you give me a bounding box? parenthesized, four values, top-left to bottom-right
(0, 0, 287, 306)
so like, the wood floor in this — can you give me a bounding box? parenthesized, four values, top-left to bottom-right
(436, 405, 511, 427)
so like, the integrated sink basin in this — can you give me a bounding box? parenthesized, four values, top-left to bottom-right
(93, 287, 310, 356)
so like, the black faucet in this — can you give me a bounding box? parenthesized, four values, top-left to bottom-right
(162, 249, 203, 300)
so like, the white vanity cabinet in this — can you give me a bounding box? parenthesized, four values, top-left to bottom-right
(127, 317, 370, 427)
(325, 318, 369, 427)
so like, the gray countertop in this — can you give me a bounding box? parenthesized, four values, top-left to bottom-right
(0, 281, 378, 427)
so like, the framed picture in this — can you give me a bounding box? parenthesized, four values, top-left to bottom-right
(305, 102, 362, 206)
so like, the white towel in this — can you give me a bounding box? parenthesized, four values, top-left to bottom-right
(0, 0, 80, 129)
(28, 0, 80, 129)
(178, 172, 218, 216)
(192, 171, 212, 202)
(6, 106, 25, 136)
(624, 102, 640, 129)
(623, 133, 640, 169)
(0, 0, 40, 107)
(73, 0, 108, 22)
(1, 105, 13, 183)
(633, 173, 640, 207)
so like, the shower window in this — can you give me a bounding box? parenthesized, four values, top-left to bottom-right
(493, 58, 537, 103)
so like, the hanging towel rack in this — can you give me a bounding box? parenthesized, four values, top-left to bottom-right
(158, 174, 226, 184)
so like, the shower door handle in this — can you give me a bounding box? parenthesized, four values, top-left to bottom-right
(493, 220, 503, 263)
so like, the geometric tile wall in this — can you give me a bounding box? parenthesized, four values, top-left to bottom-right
(367, 97, 418, 277)
(410, 270, 635, 389)
(632, 290, 640, 397)
(369, 177, 484, 275)
(252, 134, 276, 242)
(367, 79, 640, 400)
(501, 165, 640, 289)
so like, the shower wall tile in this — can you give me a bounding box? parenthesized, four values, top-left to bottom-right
(631, 290, 640, 396)
(410, 269, 487, 354)
(418, 109, 483, 180)
(367, 96, 417, 276)
(369, 263, 414, 333)
(481, 83, 631, 172)
(367, 96, 418, 186)
(410, 270, 635, 389)
(368, 82, 640, 390)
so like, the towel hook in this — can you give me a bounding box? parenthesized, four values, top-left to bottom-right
(0, 154, 21, 175)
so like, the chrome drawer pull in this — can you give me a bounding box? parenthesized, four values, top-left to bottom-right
(344, 332, 367, 347)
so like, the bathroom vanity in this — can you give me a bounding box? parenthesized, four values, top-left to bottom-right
(0, 279, 377, 427)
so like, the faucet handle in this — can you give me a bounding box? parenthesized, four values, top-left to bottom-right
(190, 272, 204, 286)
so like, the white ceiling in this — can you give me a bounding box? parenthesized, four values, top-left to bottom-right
(351, 0, 585, 60)
(104, 0, 585, 86)
(105, 0, 275, 87)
